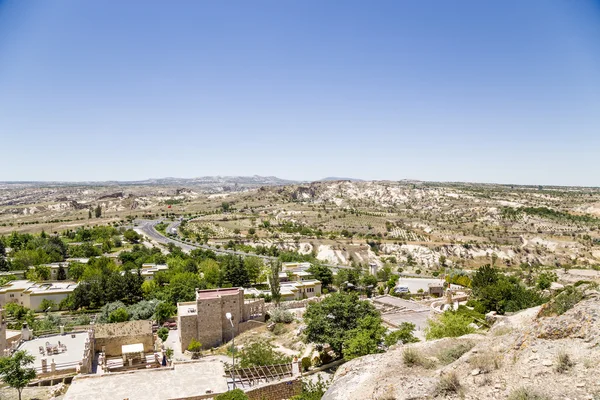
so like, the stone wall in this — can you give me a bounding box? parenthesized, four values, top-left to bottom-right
(94, 321, 154, 357)
(245, 379, 302, 400)
(265, 296, 323, 312)
(167, 378, 301, 400)
(238, 320, 264, 335)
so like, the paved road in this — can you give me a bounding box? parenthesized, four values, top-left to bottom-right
(134, 219, 354, 271)
(135, 219, 278, 260)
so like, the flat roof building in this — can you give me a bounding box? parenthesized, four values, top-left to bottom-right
(0, 280, 78, 311)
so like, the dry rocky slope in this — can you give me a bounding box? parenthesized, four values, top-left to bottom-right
(323, 289, 600, 400)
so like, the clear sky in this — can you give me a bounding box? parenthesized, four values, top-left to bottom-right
(1, 1, 599, 185)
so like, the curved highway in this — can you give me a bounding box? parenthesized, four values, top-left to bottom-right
(134, 219, 351, 271)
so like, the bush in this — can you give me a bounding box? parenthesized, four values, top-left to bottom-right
(301, 357, 311, 372)
(269, 308, 294, 324)
(291, 376, 330, 400)
(108, 307, 130, 323)
(272, 323, 287, 336)
(435, 372, 461, 396)
(187, 339, 202, 353)
(555, 350, 574, 373)
(425, 312, 476, 340)
(384, 322, 419, 347)
(508, 387, 551, 400)
(157, 327, 169, 342)
(469, 351, 502, 373)
(538, 286, 583, 317)
(438, 341, 475, 364)
(402, 347, 434, 368)
(237, 339, 292, 368)
(215, 389, 248, 400)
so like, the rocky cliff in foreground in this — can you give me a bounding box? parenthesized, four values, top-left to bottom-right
(323, 289, 600, 400)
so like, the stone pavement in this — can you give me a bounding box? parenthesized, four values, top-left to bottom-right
(64, 358, 228, 400)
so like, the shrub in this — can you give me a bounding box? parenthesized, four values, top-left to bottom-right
(438, 341, 475, 364)
(237, 339, 292, 368)
(434, 372, 461, 395)
(108, 307, 130, 323)
(187, 339, 202, 353)
(384, 322, 419, 347)
(402, 347, 434, 368)
(301, 357, 311, 372)
(538, 286, 583, 317)
(215, 389, 248, 400)
(157, 327, 169, 342)
(507, 387, 551, 400)
(269, 308, 294, 324)
(555, 350, 574, 373)
(272, 323, 287, 336)
(425, 312, 476, 340)
(470, 351, 502, 373)
(291, 375, 330, 400)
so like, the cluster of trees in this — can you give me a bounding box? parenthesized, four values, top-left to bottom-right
(64, 244, 272, 314)
(0, 231, 67, 271)
(96, 299, 174, 324)
(0, 227, 141, 272)
(469, 265, 545, 314)
(303, 292, 417, 361)
(67, 257, 145, 309)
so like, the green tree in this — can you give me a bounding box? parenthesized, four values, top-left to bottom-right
(384, 322, 419, 347)
(243, 256, 263, 284)
(169, 272, 205, 304)
(0, 351, 37, 400)
(0, 257, 11, 272)
(425, 311, 476, 340)
(124, 229, 141, 243)
(223, 256, 250, 287)
(187, 339, 203, 353)
(303, 292, 381, 357)
(199, 259, 222, 287)
(157, 327, 169, 342)
(68, 262, 86, 281)
(342, 314, 387, 360)
(56, 264, 67, 280)
(94, 205, 102, 218)
(108, 307, 130, 323)
(154, 301, 176, 324)
(39, 299, 56, 312)
(270, 260, 281, 305)
(307, 264, 333, 288)
(237, 339, 291, 368)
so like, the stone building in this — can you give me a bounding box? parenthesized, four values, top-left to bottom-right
(178, 287, 265, 352)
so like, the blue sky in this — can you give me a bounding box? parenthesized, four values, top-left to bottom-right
(1, 1, 599, 185)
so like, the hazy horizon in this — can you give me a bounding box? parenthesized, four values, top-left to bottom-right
(1, 174, 599, 189)
(1, 1, 599, 186)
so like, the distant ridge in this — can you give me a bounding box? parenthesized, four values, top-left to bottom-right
(318, 177, 364, 182)
(0, 175, 299, 187)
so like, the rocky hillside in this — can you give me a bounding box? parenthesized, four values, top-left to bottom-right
(323, 288, 600, 400)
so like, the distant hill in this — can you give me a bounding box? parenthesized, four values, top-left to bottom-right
(318, 177, 364, 182)
(0, 175, 298, 188)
